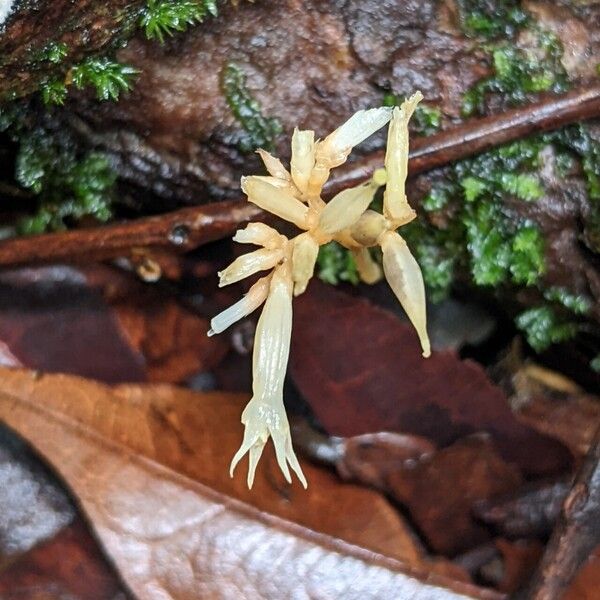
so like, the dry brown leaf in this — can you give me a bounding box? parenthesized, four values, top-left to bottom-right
(0, 368, 498, 599)
(386, 435, 523, 556)
(290, 282, 571, 477)
(0, 519, 125, 599)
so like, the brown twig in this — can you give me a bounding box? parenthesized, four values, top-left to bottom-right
(520, 426, 600, 600)
(0, 201, 262, 267)
(325, 85, 600, 195)
(0, 85, 599, 268)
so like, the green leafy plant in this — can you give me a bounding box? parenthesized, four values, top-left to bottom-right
(13, 128, 116, 234)
(40, 58, 138, 106)
(41, 79, 68, 106)
(70, 58, 139, 102)
(141, 0, 217, 43)
(40, 42, 69, 64)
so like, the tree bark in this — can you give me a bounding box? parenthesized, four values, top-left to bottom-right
(0, 0, 145, 101)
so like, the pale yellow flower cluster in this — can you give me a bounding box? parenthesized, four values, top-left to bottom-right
(209, 92, 430, 488)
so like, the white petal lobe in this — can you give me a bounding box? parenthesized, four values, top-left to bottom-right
(256, 149, 290, 180)
(352, 248, 383, 284)
(233, 223, 285, 249)
(218, 248, 282, 287)
(242, 176, 309, 229)
(208, 275, 271, 336)
(317, 107, 392, 167)
(318, 181, 379, 234)
(290, 129, 315, 195)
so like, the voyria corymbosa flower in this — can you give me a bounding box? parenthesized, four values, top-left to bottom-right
(210, 92, 430, 488)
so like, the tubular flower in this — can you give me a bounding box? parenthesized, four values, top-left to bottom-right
(211, 91, 430, 488)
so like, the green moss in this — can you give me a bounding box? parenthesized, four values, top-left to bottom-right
(316, 242, 359, 286)
(221, 63, 282, 153)
(14, 128, 116, 233)
(39, 58, 138, 106)
(70, 58, 139, 102)
(544, 287, 591, 315)
(515, 306, 579, 352)
(510, 226, 545, 285)
(40, 42, 69, 65)
(456, 0, 528, 39)
(591, 354, 600, 373)
(41, 79, 68, 106)
(140, 0, 216, 43)
(462, 32, 568, 117)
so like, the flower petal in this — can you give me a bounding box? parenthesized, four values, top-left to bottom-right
(233, 222, 285, 249)
(256, 149, 290, 181)
(242, 176, 309, 229)
(380, 230, 431, 357)
(291, 232, 319, 296)
(318, 181, 379, 234)
(218, 248, 283, 287)
(383, 92, 422, 224)
(208, 275, 271, 336)
(352, 247, 382, 285)
(290, 128, 315, 195)
(317, 107, 392, 168)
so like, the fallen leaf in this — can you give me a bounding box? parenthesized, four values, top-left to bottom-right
(290, 282, 571, 476)
(0, 519, 126, 600)
(0, 368, 498, 599)
(514, 385, 600, 458)
(336, 431, 436, 489)
(386, 435, 523, 556)
(0, 267, 145, 383)
(0, 424, 74, 561)
(474, 477, 569, 538)
(480, 539, 544, 594)
(0, 265, 228, 385)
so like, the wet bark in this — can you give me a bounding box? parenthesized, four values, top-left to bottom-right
(0, 0, 145, 100)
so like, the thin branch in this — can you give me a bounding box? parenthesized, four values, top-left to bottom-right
(325, 85, 600, 195)
(0, 85, 599, 268)
(521, 426, 600, 600)
(0, 201, 262, 267)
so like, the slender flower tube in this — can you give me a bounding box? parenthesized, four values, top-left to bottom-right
(316, 107, 393, 168)
(380, 230, 431, 357)
(383, 92, 422, 224)
(230, 262, 307, 488)
(291, 232, 320, 296)
(208, 275, 271, 336)
(218, 247, 283, 287)
(241, 176, 309, 228)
